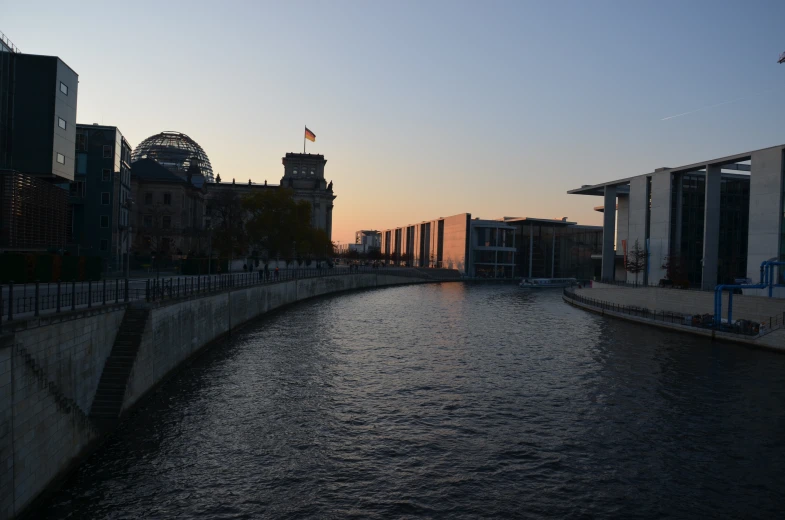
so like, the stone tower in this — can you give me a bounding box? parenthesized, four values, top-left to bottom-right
(280, 153, 335, 241)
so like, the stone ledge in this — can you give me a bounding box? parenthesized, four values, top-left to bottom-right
(0, 304, 128, 335)
(564, 294, 785, 354)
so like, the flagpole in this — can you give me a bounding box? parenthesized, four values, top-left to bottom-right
(303, 125, 306, 154)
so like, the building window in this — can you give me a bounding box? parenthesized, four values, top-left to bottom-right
(293, 169, 298, 175)
(100, 239, 108, 251)
(163, 193, 171, 205)
(144, 215, 153, 228)
(103, 145, 112, 158)
(101, 192, 110, 205)
(58, 117, 66, 130)
(100, 216, 109, 228)
(162, 216, 171, 229)
(56, 153, 65, 165)
(310, 169, 315, 175)
(102, 169, 111, 181)
(75, 132, 87, 151)
(60, 81, 68, 95)
(145, 192, 152, 205)
(71, 180, 85, 197)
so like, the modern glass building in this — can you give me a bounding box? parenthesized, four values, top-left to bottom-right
(71, 125, 132, 272)
(503, 218, 602, 280)
(379, 214, 601, 279)
(569, 144, 783, 291)
(0, 31, 77, 251)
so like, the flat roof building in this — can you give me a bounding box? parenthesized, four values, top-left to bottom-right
(568, 143, 784, 290)
(0, 31, 78, 251)
(71, 124, 132, 272)
(379, 213, 602, 279)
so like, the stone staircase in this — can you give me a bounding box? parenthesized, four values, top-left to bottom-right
(89, 307, 149, 429)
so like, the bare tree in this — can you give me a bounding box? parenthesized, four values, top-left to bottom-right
(626, 239, 647, 285)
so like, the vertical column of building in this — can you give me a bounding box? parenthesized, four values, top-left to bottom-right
(701, 164, 722, 289)
(671, 173, 683, 258)
(747, 148, 785, 281)
(648, 171, 672, 283)
(601, 185, 617, 281)
(616, 195, 629, 282)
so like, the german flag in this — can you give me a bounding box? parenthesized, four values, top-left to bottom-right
(305, 127, 316, 142)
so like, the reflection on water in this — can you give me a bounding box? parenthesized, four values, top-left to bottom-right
(41, 284, 785, 519)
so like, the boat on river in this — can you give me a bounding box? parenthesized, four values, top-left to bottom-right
(519, 278, 577, 289)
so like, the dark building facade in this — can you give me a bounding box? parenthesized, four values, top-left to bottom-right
(0, 51, 78, 180)
(204, 152, 336, 242)
(667, 173, 751, 286)
(0, 170, 69, 250)
(0, 33, 77, 250)
(507, 218, 602, 280)
(70, 125, 132, 271)
(130, 159, 205, 259)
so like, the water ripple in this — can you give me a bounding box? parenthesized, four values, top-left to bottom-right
(41, 284, 785, 519)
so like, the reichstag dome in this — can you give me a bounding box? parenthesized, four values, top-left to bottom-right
(132, 131, 214, 183)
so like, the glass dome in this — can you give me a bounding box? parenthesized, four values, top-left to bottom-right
(132, 131, 214, 183)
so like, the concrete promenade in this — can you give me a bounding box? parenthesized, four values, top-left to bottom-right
(0, 269, 459, 520)
(584, 282, 785, 323)
(563, 285, 785, 352)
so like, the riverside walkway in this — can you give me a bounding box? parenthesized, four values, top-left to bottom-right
(563, 287, 785, 352)
(1, 266, 459, 324)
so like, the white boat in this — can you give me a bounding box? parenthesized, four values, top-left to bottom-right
(519, 277, 577, 288)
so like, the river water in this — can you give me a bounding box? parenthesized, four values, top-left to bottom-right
(41, 284, 785, 519)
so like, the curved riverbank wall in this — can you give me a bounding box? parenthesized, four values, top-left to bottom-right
(122, 273, 433, 410)
(583, 284, 785, 322)
(0, 271, 452, 519)
(564, 290, 785, 352)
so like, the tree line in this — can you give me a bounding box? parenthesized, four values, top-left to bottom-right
(134, 188, 333, 268)
(209, 187, 333, 266)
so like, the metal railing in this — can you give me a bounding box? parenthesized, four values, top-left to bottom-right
(0, 30, 20, 53)
(1, 279, 134, 323)
(564, 288, 784, 338)
(597, 279, 713, 292)
(144, 266, 433, 303)
(1, 266, 440, 322)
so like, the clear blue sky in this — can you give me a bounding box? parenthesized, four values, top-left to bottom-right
(5, 0, 785, 243)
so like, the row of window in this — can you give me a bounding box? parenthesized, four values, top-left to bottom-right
(74, 134, 114, 159)
(143, 215, 172, 229)
(145, 192, 172, 205)
(56, 82, 70, 170)
(69, 169, 114, 195)
(292, 168, 316, 175)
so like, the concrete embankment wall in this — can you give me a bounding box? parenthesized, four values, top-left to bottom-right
(564, 294, 785, 352)
(582, 285, 785, 322)
(0, 272, 438, 519)
(124, 273, 425, 410)
(0, 305, 127, 520)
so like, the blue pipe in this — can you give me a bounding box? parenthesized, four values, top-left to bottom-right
(728, 290, 733, 324)
(764, 261, 785, 297)
(713, 260, 784, 328)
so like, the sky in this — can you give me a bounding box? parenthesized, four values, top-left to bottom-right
(4, 0, 785, 245)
